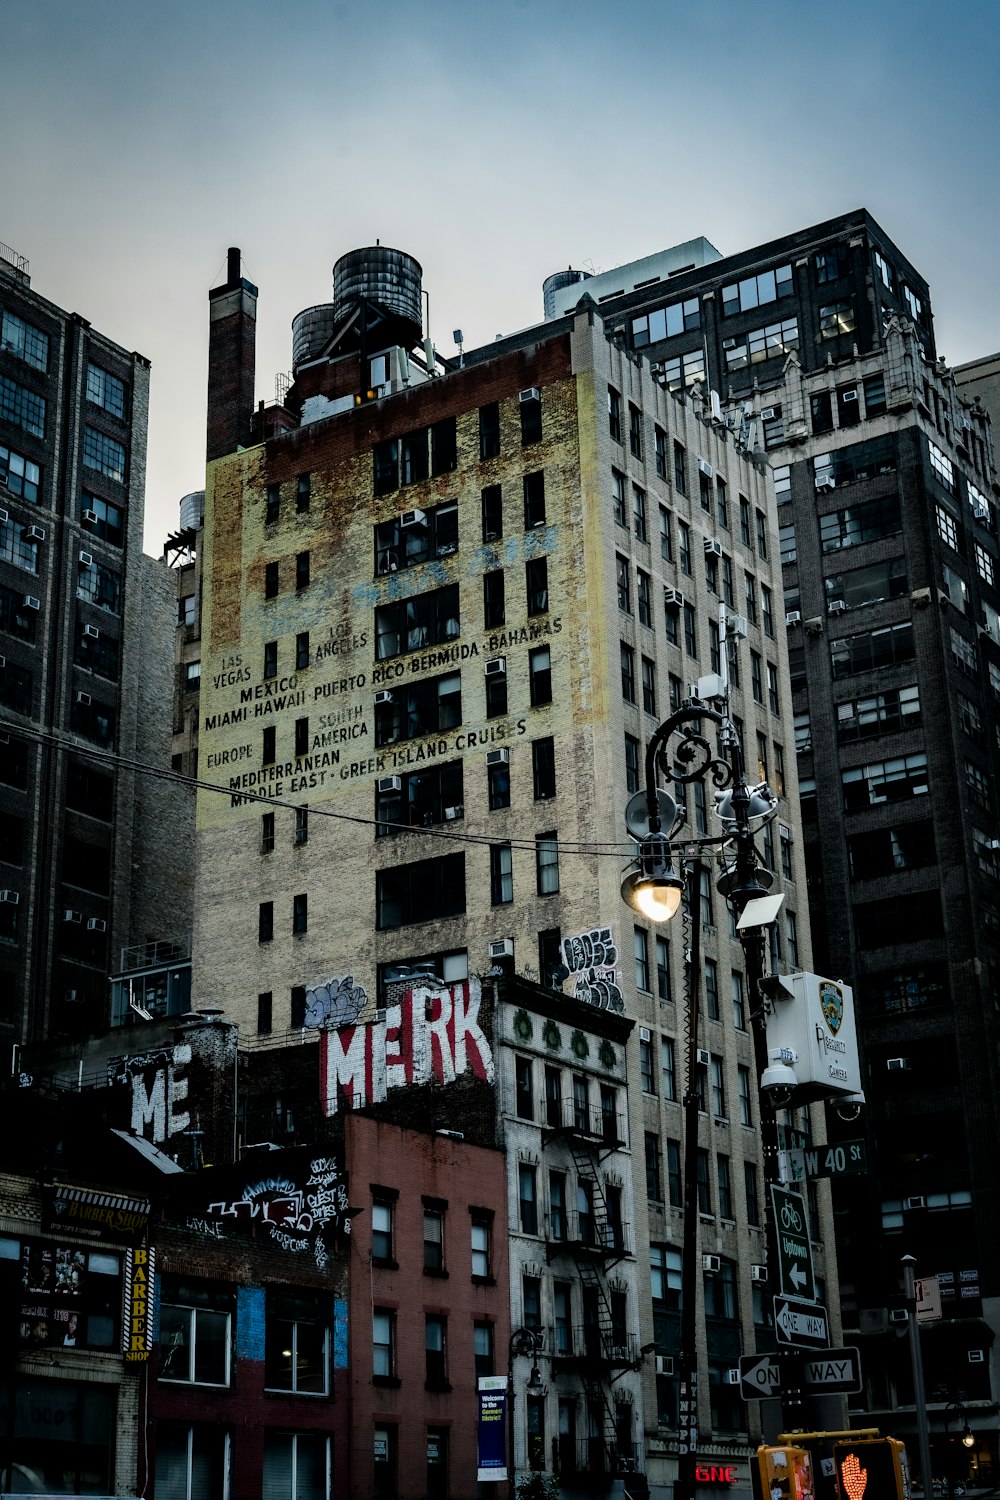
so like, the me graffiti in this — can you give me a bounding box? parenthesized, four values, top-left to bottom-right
(195, 1157, 350, 1270)
(320, 979, 494, 1115)
(562, 926, 625, 1014)
(109, 1042, 192, 1144)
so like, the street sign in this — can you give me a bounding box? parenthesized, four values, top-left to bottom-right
(785, 1140, 868, 1180)
(771, 1185, 815, 1300)
(739, 1353, 781, 1401)
(774, 1296, 830, 1349)
(799, 1346, 862, 1393)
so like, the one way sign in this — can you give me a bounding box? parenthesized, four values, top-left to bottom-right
(774, 1296, 830, 1349)
(739, 1353, 781, 1401)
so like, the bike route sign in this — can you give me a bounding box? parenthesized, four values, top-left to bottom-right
(771, 1184, 815, 1301)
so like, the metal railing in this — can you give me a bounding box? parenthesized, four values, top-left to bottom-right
(0, 241, 29, 276)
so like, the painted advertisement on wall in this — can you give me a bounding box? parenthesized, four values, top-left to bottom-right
(319, 977, 494, 1116)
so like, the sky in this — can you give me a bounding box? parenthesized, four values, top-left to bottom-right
(2, 0, 999, 554)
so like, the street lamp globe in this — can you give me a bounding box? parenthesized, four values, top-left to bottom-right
(962, 1427, 975, 1449)
(620, 833, 686, 924)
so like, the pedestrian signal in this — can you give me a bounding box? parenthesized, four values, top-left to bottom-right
(758, 1445, 815, 1500)
(833, 1438, 908, 1500)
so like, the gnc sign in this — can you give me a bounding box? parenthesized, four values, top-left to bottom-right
(696, 1467, 739, 1485)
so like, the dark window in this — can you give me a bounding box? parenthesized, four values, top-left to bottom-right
(265, 1293, 329, 1394)
(375, 584, 459, 660)
(296, 473, 310, 512)
(423, 1208, 445, 1273)
(480, 403, 501, 461)
(265, 562, 279, 598)
(523, 471, 545, 529)
(485, 666, 508, 719)
(296, 551, 310, 590)
(815, 433, 898, 489)
(296, 631, 310, 670)
(263, 726, 276, 763)
(257, 992, 272, 1035)
(374, 671, 461, 747)
(526, 557, 548, 615)
(158, 1285, 232, 1385)
(529, 647, 552, 706)
(259, 902, 274, 942)
(65, 761, 111, 817)
(820, 494, 902, 552)
(659, 506, 672, 561)
(538, 928, 563, 987)
(375, 761, 464, 836)
(608, 387, 622, 443)
(473, 1323, 494, 1379)
(536, 832, 559, 895)
(483, 571, 505, 628)
(629, 404, 643, 460)
(621, 643, 636, 703)
(402, 430, 428, 486)
(519, 1165, 538, 1234)
(262, 640, 278, 679)
(831, 621, 915, 678)
(811, 391, 834, 434)
(864, 373, 887, 417)
(678, 521, 691, 575)
(532, 738, 556, 800)
(617, 555, 631, 613)
(482, 485, 503, 541)
(848, 821, 936, 878)
(290, 986, 307, 1027)
(431, 418, 457, 475)
(655, 425, 667, 479)
(515, 1057, 534, 1119)
(490, 844, 513, 905)
(637, 570, 652, 627)
(520, 393, 542, 446)
(673, 442, 686, 494)
(375, 501, 458, 573)
(373, 440, 399, 496)
(261, 812, 275, 853)
(645, 1133, 661, 1201)
(266, 485, 280, 523)
(376, 853, 466, 928)
(295, 717, 309, 756)
(488, 758, 510, 810)
(293, 893, 308, 934)
(642, 656, 656, 716)
(624, 734, 641, 794)
(854, 891, 944, 947)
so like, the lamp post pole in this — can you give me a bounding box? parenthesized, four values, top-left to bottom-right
(902, 1256, 934, 1499)
(622, 700, 792, 1492)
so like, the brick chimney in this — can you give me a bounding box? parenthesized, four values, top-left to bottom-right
(206, 247, 257, 462)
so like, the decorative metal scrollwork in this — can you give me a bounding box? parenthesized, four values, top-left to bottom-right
(651, 705, 735, 792)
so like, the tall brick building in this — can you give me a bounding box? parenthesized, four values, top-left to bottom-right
(190, 244, 835, 1496)
(563, 211, 1000, 1476)
(0, 238, 188, 1043)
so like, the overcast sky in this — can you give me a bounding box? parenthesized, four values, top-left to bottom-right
(3, 0, 998, 553)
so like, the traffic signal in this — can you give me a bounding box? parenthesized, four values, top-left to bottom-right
(758, 1445, 814, 1500)
(833, 1438, 908, 1500)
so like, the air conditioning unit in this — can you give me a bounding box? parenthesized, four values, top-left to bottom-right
(889, 1308, 909, 1325)
(400, 509, 427, 528)
(82, 508, 99, 523)
(75, 691, 92, 706)
(904, 1196, 926, 1211)
(63, 909, 81, 923)
(64, 989, 80, 1004)
(815, 475, 836, 492)
(655, 1356, 673, 1376)
(83, 624, 100, 639)
(0, 891, 20, 905)
(663, 588, 685, 608)
(724, 1369, 741, 1385)
(960, 416, 974, 431)
(704, 538, 723, 558)
(751, 1264, 768, 1284)
(374, 690, 394, 706)
(376, 775, 402, 793)
(23, 596, 40, 610)
(519, 387, 541, 404)
(444, 805, 463, 821)
(696, 1048, 711, 1067)
(726, 613, 749, 640)
(828, 600, 847, 612)
(485, 656, 507, 677)
(489, 938, 514, 959)
(911, 587, 933, 606)
(639, 1026, 651, 1043)
(785, 611, 802, 626)
(759, 407, 778, 421)
(697, 459, 714, 479)
(87, 918, 107, 932)
(842, 390, 859, 403)
(887, 1057, 911, 1071)
(969, 1349, 985, 1364)
(702, 1254, 721, 1274)
(79, 550, 94, 567)
(26, 525, 45, 541)
(487, 748, 509, 766)
(722, 337, 737, 350)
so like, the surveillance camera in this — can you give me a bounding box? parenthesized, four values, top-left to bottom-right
(765, 1084, 794, 1108)
(834, 1100, 863, 1122)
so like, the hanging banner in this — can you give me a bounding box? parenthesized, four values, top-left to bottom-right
(122, 1246, 155, 1361)
(477, 1376, 508, 1481)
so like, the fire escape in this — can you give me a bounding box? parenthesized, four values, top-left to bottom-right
(543, 1082, 641, 1487)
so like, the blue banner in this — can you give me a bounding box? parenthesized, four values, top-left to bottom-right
(477, 1376, 508, 1481)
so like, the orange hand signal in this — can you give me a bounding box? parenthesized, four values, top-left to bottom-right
(841, 1453, 868, 1500)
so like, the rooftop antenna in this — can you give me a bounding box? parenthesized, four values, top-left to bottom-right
(453, 328, 464, 369)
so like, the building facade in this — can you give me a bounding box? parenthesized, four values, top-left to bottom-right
(0, 237, 187, 1044)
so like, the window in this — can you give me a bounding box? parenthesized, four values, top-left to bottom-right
(373, 1309, 395, 1378)
(750, 651, 763, 703)
(1, 444, 41, 503)
(936, 505, 961, 551)
(265, 561, 280, 599)
(532, 737, 556, 800)
(636, 930, 651, 996)
(520, 392, 542, 445)
(624, 734, 641, 794)
(1, 375, 45, 437)
(77, 558, 121, 613)
(423, 1206, 445, 1272)
(673, 441, 687, 494)
(767, 661, 779, 714)
(655, 425, 667, 479)
(645, 1132, 662, 1201)
(683, 603, 696, 657)
(608, 387, 622, 443)
(265, 1296, 329, 1394)
(633, 485, 648, 541)
(831, 620, 915, 678)
(632, 297, 701, 345)
(819, 301, 856, 339)
(659, 506, 672, 561)
(296, 550, 310, 590)
(261, 812, 275, 854)
(626, 403, 643, 460)
(664, 598, 679, 647)
(641, 656, 657, 716)
(529, 646, 552, 705)
(787, 910, 800, 967)
(375, 671, 461, 748)
(2, 310, 49, 371)
(710, 1056, 726, 1118)
(666, 1140, 682, 1207)
(159, 1287, 232, 1386)
(724, 317, 799, 371)
(292, 892, 308, 935)
(678, 519, 691, 576)
(262, 1433, 329, 1500)
(82, 426, 125, 481)
(526, 557, 548, 615)
(903, 284, 923, 323)
(156, 1426, 230, 1500)
(86, 364, 125, 418)
(259, 902, 274, 942)
(722, 264, 793, 317)
(293, 716, 309, 756)
(515, 1057, 534, 1120)
(637, 570, 652, 627)
(371, 1199, 394, 1264)
(519, 1164, 538, 1234)
(536, 832, 559, 895)
(490, 843, 513, 905)
(737, 1066, 752, 1127)
(696, 1148, 711, 1215)
(841, 753, 928, 810)
(699, 468, 713, 515)
(474, 1322, 494, 1379)
(471, 1216, 491, 1278)
(478, 487, 503, 546)
(266, 484, 280, 523)
(479, 403, 500, 460)
(375, 584, 459, 660)
(975, 543, 995, 587)
(483, 570, 505, 628)
(756, 509, 768, 560)
(743, 1161, 760, 1225)
(488, 758, 510, 810)
(538, 928, 563, 987)
(612, 469, 627, 527)
(375, 760, 464, 835)
(661, 1037, 676, 1100)
(815, 433, 898, 491)
(717, 1154, 733, 1219)
(650, 1243, 682, 1308)
(836, 684, 920, 741)
(523, 471, 546, 529)
(660, 348, 706, 390)
(616, 555, 631, 613)
(621, 643, 636, 703)
(656, 936, 671, 1002)
(376, 853, 465, 928)
(731, 971, 746, 1030)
